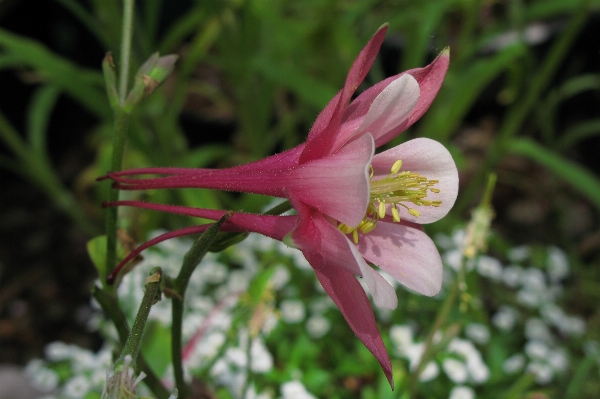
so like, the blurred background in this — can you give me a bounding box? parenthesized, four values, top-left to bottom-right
(1, 0, 600, 397)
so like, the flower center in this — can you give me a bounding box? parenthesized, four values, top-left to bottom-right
(338, 159, 442, 243)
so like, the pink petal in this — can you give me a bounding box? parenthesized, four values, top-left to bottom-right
(353, 74, 420, 141)
(357, 222, 443, 296)
(371, 138, 458, 224)
(289, 133, 374, 228)
(312, 264, 393, 388)
(342, 48, 450, 147)
(349, 240, 398, 310)
(300, 25, 388, 163)
(290, 199, 396, 309)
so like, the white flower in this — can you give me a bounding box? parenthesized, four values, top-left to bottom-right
(442, 358, 468, 383)
(465, 323, 490, 345)
(516, 289, 540, 308)
(476, 256, 503, 280)
(525, 340, 549, 360)
(64, 375, 91, 398)
(250, 338, 273, 373)
(449, 385, 475, 399)
(466, 357, 489, 384)
(26, 363, 59, 392)
(502, 265, 522, 288)
(547, 348, 569, 372)
(507, 245, 530, 262)
(280, 381, 317, 399)
(270, 265, 291, 290)
(443, 249, 464, 272)
(503, 354, 525, 374)
(390, 325, 414, 350)
(280, 299, 306, 323)
(525, 318, 552, 342)
(225, 347, 247, 369)
(44, 341, 73, 361)
(306, 314, 331, 339)
(521, 268, 546, 291)
(420, 362, 439, 382)
(547, 246, 569, 282)
(526, 362, 553, 384)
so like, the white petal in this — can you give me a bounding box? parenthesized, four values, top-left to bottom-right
(355, 74, 420, 140)
(372, 138, 459, 224)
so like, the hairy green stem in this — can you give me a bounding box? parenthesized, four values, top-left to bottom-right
(92, 286, 170, 399)
(120, 268, 163, 363)
(171, 213, 232, 399)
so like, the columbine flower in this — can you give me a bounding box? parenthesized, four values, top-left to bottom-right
(102, 24, 456, 385)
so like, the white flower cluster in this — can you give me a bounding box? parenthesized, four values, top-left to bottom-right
(437, 229, 586, 387)
(389, 325, 489, 385)
(25, 342, 114, 398)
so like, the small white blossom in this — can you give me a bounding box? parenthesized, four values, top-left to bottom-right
(449, 385, 475, 399)
(419, 362, 439, 382)
(465, 323, 490, 344)
(547, 246, 569, 282)
(516, 289, 541, 308)
(250, 338, 273, 373)
(442, 358, 468, 383)
(507, 245, 530, 262)
(390, 325, 414, 350)
(270, 265, 291, 290)
(280, 381, 317, 399)
(280, 299, 306, 323)
(525, 340, 549, 360)
(525, 318, 552, 342)
(476, 256, 503, 280)
(306, 314, 330, 339)
(547, 347, 569, 372)
(502, 265, 523, 288)
(503, 354, 525, 374)
(527, 362, 553, 384)
(64, 375, 91, 398)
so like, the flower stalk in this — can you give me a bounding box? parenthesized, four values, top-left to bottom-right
(171, 213, 232, 399)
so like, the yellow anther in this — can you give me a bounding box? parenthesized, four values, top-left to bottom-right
(391, 160, 403, 174)
(378, 202, 386, 219)
(352, 229, 359, 244)
(430, 188, 440, 193)
(360, 221, 377, 234)
(391, 206, 400, 222)
(408, 208, 420, 217)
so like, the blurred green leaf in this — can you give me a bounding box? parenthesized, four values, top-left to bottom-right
(27, 85, 61, 156)
(0, 28, 110, 119)
(558, 118, 600, 149)
(87, 235, 108, 281)
(507, 138, 600, 209)
(252, 57, 337, 109)
(420, 43, 528, 141)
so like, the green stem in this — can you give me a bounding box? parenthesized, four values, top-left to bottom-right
(105, 0, 136, 283)
(92, 286, 170, 399)
(119, 0, 135, 103)
(407, 277, 460, 398)
(104, 109, 130, 284)
(120, 268, 163, 363)
(171, 213, 232, 399)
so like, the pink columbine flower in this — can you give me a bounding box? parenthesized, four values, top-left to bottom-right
(102, 24, 456, 386)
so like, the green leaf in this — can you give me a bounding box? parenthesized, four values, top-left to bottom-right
(0, 28, 110, 119)
(419, 43, 528, 141)
(507, 138, 600, 209)
(87, 235, 108, 281)
(252, 57, 337, 108)
(26, 85, 61, 156)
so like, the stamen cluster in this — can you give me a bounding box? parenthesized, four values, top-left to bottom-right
(338, 159, 442, 243)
